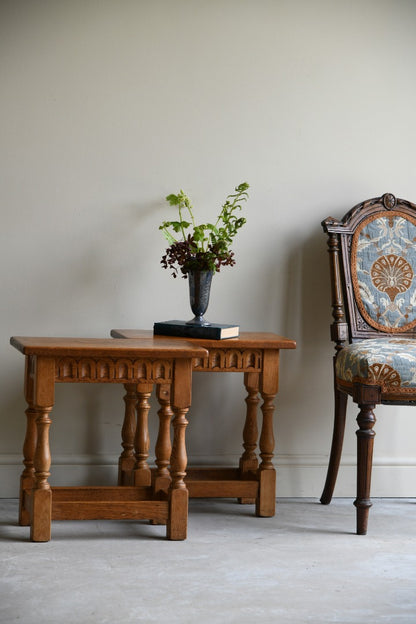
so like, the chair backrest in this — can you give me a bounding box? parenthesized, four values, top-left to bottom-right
(322, 193, 416, 349)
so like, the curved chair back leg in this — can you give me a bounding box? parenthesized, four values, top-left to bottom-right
(320, 387, 347, 504)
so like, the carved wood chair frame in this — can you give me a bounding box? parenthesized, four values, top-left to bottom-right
(321, 192, 416, 534)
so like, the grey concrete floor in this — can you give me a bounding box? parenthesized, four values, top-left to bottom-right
(1, 497, 415, 624)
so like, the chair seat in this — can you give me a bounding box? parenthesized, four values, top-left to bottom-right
(336, 337, 416, 394)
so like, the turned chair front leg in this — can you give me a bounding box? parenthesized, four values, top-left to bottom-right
(354, 402, 377, 535)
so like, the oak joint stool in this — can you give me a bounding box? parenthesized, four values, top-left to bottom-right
(11, 336, 207, 541)
(111, 330, 296, 518)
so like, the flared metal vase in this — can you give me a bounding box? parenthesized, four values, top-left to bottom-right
(186, 270, 213, 326)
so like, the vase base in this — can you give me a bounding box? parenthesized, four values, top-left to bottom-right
(186, 316, 211, 327)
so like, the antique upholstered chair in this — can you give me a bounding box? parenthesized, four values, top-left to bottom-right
(321, 192, 416, 534)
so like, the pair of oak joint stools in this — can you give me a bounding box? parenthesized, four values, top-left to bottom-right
(11, 330, 296, 541)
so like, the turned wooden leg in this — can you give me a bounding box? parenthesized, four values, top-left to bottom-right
(320, 387, 348, 505)
(256, 391, 276, 517)
(167, 359, 191, 541)
(239, 372, 260, 504)
(31, 406, 53, 542)
(19, 405, 38, 526)
(133, 384, 153, 487)
(154, 384, 172, 496)
(118, 384, 137, 486)
(256, 350, 279, 517)
(19, 407, 39, 526)
(20, 356, 37, 525)
(167, 405, 189, 540)
(354, 403, 376, 535)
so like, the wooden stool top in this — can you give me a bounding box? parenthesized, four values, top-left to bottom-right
(110, 329, 297, 350)
(10, 336, 208, 359)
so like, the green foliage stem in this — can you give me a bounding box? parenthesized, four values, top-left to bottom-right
(159, 182, 249, 278)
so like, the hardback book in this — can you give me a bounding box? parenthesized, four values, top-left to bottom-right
(153, 320, 239, 340)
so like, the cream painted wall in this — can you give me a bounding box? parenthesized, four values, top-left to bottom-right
(1, 0, 416, 498)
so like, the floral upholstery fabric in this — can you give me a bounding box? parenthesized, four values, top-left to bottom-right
(336, 338, 416, 394)
(351, 212, 416, 332)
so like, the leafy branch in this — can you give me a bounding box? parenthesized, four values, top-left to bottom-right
(159, 182, 249, 278)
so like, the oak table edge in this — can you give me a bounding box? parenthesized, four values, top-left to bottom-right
(110, 329, 297, 350)
(10, 336, 208, 359)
